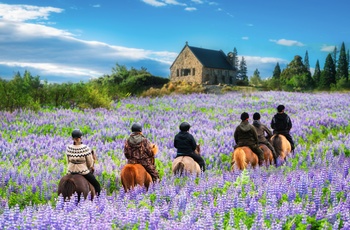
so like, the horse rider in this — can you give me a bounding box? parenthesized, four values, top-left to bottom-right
(66, 129, 101, 196)
(252, 112, 278, 164)
(124, 123, 160, 182)
(234, 112, 264, 166)
(271, 105, 295, 152)
(174, 122, 206, 172)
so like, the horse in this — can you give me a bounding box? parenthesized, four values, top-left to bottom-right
(270, 134, 291, 165)
(58, 150, 97, 202)
(120, 144, 158, 192)
(231, 144, 274, 171)
(172, 145, 201, 176)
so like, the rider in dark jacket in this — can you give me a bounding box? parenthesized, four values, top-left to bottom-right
(124, 123, 160, 182)
(174, 122, 205, 172)
(234, 112, 264, 165)
(252, 112, 278, 163)
(271, 105, 295, 151)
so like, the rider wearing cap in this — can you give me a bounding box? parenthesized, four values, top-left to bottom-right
(66, 129, 101, 196)
(124, 123, 160, 182)
(174, 122, 206, 172)
(271, 105, 295, 151)
(234, 112, 265, 166)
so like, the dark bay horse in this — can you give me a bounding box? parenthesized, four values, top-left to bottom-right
(270, 134, 291, 165)
(172, 145, 201, 176)
(231, 144, 274, 171)
(58, 150, 97, 201)
(120, 144, 158, 192)
(58, 174, 96, 202)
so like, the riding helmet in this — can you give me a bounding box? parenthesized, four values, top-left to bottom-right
(131, 123, 142, 132)
(277, 105, 285, 112)
(240, 112, 249, 121)
(253, 112, 261, 120)
(179, 122, 191, 131)
(71, 129, 83, 138)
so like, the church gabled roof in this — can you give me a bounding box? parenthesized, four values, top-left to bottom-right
(170, 42, 235, 70)
(187, 45, 235, 70)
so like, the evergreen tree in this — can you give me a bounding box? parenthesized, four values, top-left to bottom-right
(320, 54, 336, 89)
(313, 60, 321, 88)
(233, 47, 239, 70)
(272, 62, 281, 79)
(332, 46, 338, 67)
(250, 68, 262, 86)
(238, 56, 248, 85)
(304, 51, 310, 71)
(336, 42, 349, 82)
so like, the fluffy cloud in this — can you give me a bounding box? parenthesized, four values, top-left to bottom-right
(320, 44, 336, 52)
(269, 39, 305, 47)
(0, 3, 63, 22)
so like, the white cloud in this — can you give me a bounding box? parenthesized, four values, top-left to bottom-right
(0, 18, 177, 80)
(0, 3, 63, 22)
(242, 37, 249, 40)
(209, 2, 218, 5)
(269, 39, 305, 47)
(321, 44, 336, 52)
(191, 0, 203, 3)
(142, 0, 186, 7)
(142, 0, 166, 7)
(185, 7, 197, 11)
(247, 23, 253, 27)
(242, 55, 289, 78)
(92, 4, 101, 8)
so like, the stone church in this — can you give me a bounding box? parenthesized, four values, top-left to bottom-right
(170, 42, 237, 85)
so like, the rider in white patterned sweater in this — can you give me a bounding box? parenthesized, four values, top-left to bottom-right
(66, 129, 101, 196)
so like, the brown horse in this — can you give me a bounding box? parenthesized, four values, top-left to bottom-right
(120, 144, 158, 192)
(270, 134, 291, 166)
(58, 150, 97, 202)
(58, 174, 96, 202)
(231, 144, 274, 171)
(172, 145, 201, 176)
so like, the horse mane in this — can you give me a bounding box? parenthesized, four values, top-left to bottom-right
(272, 135, 282, 158)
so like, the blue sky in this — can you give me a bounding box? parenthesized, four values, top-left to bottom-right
(0, 0, 349, 82)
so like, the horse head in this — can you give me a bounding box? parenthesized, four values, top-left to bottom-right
(195, 144, 201, 155)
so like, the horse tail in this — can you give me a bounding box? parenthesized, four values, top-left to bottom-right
(273, 135, 283, 156)
(234, 148, 247, 170)
(60, 178, 76, 200)
(173, 162, 185, 176)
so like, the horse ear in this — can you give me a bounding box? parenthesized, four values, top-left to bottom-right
(151, 144, 158, 155)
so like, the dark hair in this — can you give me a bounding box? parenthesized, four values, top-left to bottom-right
(277, 105, 285, 112)
(253, 112, 261, 120)
(179, 122, 191, 131)
(131, 123, 142, 132)
(71, 129, 83, 138)
(240, 112, 249, 121)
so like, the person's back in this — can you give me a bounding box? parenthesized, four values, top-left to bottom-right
(174, 122, 205, 171)
(234, 112, 264, 165)
(271, 105, 295, 151)
(66, 129, 101, 196)
(252, 112, 277, 163)
(124, 123, 160, 182)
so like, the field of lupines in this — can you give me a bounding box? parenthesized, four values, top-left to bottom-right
(1, 91, 350, 229)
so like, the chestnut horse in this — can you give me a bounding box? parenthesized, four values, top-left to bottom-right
(172, 145, 201, 176)
(58, 150, 97, 202)
(120, 144, 158, 192)
(231, 144, 274, 171)
(270, 134, 291, 165)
